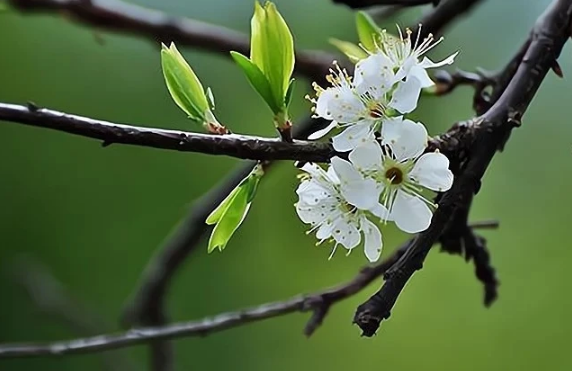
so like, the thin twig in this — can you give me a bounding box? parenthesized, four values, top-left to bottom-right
(333, 0, 439, 9)
(354, 0, 572, 336)
(118, 0, 488, 342)
(415, 0, 485, 38)
(0, 242, 409, 359)
(0, 102, 335, 163)
(6, 0, 334, 80)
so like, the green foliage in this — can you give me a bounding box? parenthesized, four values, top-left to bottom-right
(231, 51, 280, 113)
(355, 11, 381, 52)
(161, 42, 210, 122)
(329, 38, 368, 64)
(233, 1, 295, 118)
(206, 164, 264, 252)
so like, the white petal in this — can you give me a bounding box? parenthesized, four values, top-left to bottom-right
(394, 56, 416, 82)
(296, 201, 324, 224)
(389, 77, 422, 114)
(342, 178, 380, 210)
(296, 180, 329, 205)
(348, 140, 383, 171)
(331, 157, 362, 182)
(325, 86, 368, 123)
(331, 157, 380, 209)
(410, 152, 454, 192)
(381, 118, 428, 161)
(409, 65, 434, 88)
(332, 218, 361, 250)
(332, 122, 374, 152)
(316, 219, 335, 240)
(314, 88, 337, 120)
(391, 191, 432, 233)
(418, 52, 458, 69)
(300, 163, 331, 182)
(296, 192, 338, 225)
(325, 164, 340, 184)
(307, 121, 338, 140)
(360, 217, 383, 262)
(354, 53, 395, 98)
(369, 202, 390, 220)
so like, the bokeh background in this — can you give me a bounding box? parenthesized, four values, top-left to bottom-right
(1, 0, 572, 370)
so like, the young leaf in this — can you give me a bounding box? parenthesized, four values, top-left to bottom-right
(208, 186, 250, 253)
(356, 11, 381, 52)
(250, 1, 295, 112)
(206, 165, 264, 252)
(329, 38, 368, 64)
(230, 51, 280, 114)
(161, 43, 209, 122)
(284, 79, 295, 108)
(206, 183, 243, 225)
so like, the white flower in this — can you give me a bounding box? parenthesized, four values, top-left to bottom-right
(307, 62, 416, 152)
(295, 162, 388, 262)
(360, 26, 458, 112)
(348, 117, 454, 234)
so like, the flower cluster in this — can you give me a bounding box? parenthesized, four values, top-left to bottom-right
(296, 27, 457, 262)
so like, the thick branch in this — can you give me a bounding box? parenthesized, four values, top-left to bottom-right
(0, 102, 335, 162)
(333, 0, 439, 8)
(0, 243, 408, 359)
(354, 0, 572, 336)
(416, 0, 485, 38)
(7, 0, 333, 80)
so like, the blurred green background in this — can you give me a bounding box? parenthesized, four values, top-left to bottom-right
(1, 0, 572, 370)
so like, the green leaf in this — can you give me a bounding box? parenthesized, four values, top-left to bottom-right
(284, 79, 295, 108)
(356, 11, 381, 52)
(208, 186, 251, 253)
(250, 1, 294, 110)
(230, 51, 280, 114)
(161, 43, 209, 122)
(329, 38, 368, 64)
(206, 183, 243, 225)
(206, 87, 216, 110)
(206, 165, 264, 253)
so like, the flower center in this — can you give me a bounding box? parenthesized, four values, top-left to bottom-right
(366, 99, 385, 119)
(341, 200, 358, 214)
(385, 167, 403, 185)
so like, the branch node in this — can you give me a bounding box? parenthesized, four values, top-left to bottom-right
(26, 101, 39, 112)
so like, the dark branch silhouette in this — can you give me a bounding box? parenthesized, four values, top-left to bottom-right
(0, 0, 567, 367)
(118, 0, 488, 345)
(333, 0, 439, 8)
(0, 220, 495, 358)
(354, 0, 572, 336)
(0, 242, 409, 358)
(6, 0, 334, 80)
(0, 102, 336, 162)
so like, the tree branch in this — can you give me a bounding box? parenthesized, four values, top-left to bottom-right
(332, 0, 439, 9)
(0, 102, 337, 162)
(354, 0, 572, 337)
(0, 218, 495, 359)
(118, 0, 487, 343)
(416, 0, 485, 38)
(0, 242, 409, 359)
(6, 0, 334, 80)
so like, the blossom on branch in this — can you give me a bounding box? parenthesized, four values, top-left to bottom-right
(348, 118, 454, 233)
(297, 23, 457, 261)
(295, 163, 388, 262)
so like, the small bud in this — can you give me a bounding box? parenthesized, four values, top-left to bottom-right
(206, 164, 264, 253)
(161, 42, 227, 133)
(232, 2, 295, 115)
